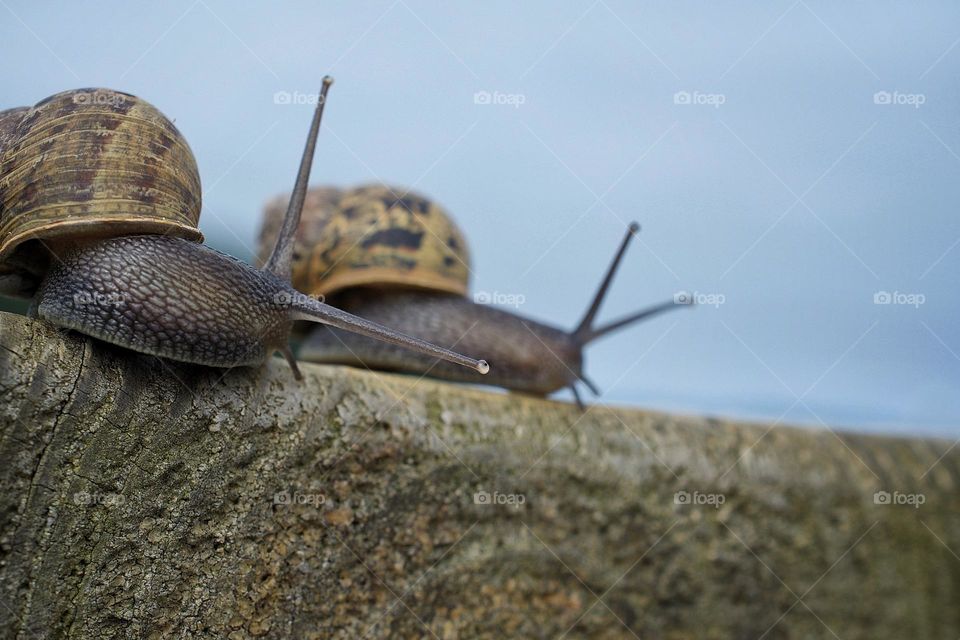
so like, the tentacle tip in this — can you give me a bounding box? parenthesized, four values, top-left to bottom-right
(476, 360, 490, 375)
(322, 75, 334, 87)
(628, 221, 640, 234)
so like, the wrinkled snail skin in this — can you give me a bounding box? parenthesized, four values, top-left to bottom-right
(34, 235, 295, 367)
(300, 289, 583, 396)
(34, 235, 489, 375)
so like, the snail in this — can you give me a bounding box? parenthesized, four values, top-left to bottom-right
(0, 105, 47, 296)
(258, 185, 690, 405)
(0, 83, 488, 379)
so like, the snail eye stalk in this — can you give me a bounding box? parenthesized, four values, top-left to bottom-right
(264, 76, 334, 281)
(572, 222, 691, 346)
(292, 296, 489, 374)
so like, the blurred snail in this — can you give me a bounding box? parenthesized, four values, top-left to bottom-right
(0, 83, 488, 378)
(259, 185, 689, 405)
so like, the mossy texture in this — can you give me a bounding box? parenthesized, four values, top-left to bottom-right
(0, 311, 957, 639)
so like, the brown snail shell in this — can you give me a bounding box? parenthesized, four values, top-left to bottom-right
(0, 107, 29, 157)
(0, 88, 203, 271)
(258, 184, 470, 298)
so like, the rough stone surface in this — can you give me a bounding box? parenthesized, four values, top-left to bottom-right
(0, 311, 957, 639)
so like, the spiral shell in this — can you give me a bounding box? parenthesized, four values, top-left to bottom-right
(0, 88, 203, 267)
(0, 107, 28, 157)
(258, 184, 470, 297)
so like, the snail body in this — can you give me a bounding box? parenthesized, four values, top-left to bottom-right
(298, 288, 581, 394)
(34, 235, 293, 367)
(260, 185, 687, 404)
(0, 84, 488, 378)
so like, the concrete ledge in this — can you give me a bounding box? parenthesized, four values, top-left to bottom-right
(0, 311, 957, 638)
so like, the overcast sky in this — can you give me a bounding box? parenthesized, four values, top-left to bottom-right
(3, 1, 959, 435)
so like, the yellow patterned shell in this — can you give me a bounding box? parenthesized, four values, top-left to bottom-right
(0, 88, 203, 266)
(259, 184, 470, 297)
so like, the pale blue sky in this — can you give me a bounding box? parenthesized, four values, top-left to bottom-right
(3, 1, 959, 435)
